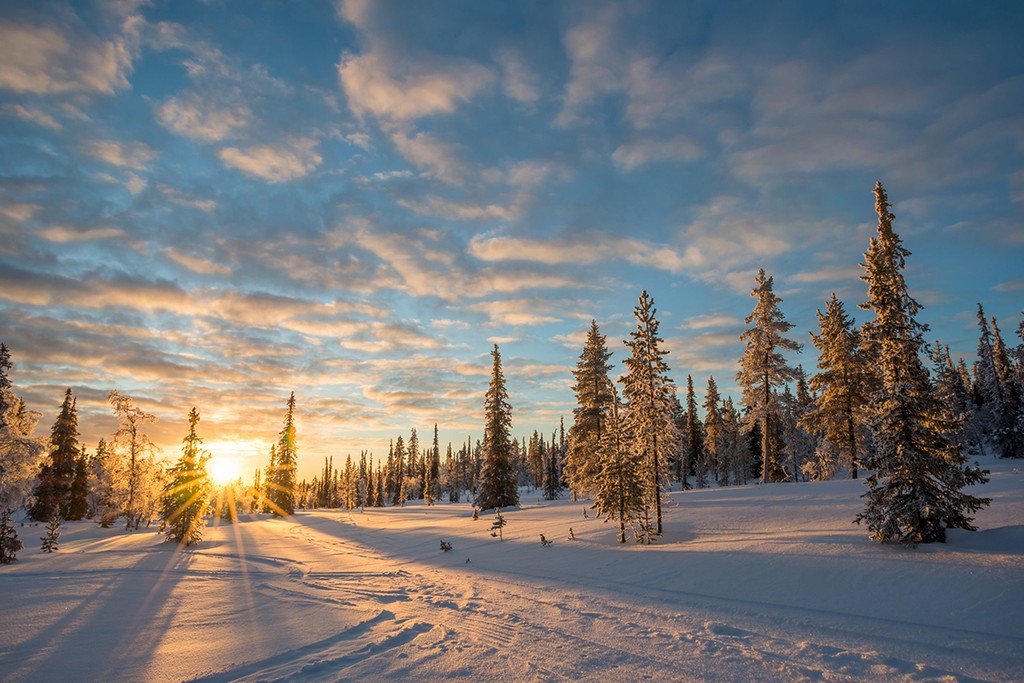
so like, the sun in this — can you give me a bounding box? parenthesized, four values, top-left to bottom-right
(208, 456, 242, 486)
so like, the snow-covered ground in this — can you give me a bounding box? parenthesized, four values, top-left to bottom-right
(2, 458, 1022, 682)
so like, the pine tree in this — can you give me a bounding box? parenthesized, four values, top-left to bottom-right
(720, 397, 745, 486)
(542, 445, 561, 501)
(160, 407, 212, 546)
(392, 435, 406, 506)
(89, 440, 117, 520)
(703, 376, 725, 485)
(1, 507, 23, 564)
(621, 291, 678, 535)
(268, 392, 298, 516)
(737, 270, 802, 484)
(856, 181, 990, 544)
(565, 320, 615, 500)
(30, 388, 81, 521)
(990, 317, 1024, 458)
(476, 345, 519, 510)
(67, 447, 90, 520)
(489, 507, 507, 540)
(592, 385, 649, 543)
(684, 375, 706, 488)
(802, 294, 870, 480)
(108, 391, 158, 531)
(780, 372, 816, 481)
(0, 343, 12, 419)
(40, 512, 61, 552)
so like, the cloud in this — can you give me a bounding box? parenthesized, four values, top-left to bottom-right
(1, 104, 61, 130)
(156, 92, 250, 142)
(497, 47, 540, 104)
(612, 135, 703, 170)
(397, 195, 517, 222)
(679, 314, 743, 331)
(388, 130, 468, 184)
(466, 298, 562, 326)
(339, 50, 494, 124)
(218, 139, 322, 182)
(468, 233, 702, 274)
(557, 4, 625, 127)
(163, 247, 231, 276)
(0, 18, 135, 95)
(36, 225, 125, 243)
(790, 266, 863, 284)
(993, 278, 1024, 293)
(84, 139, 156, 170)
(157, 184, 217, 212)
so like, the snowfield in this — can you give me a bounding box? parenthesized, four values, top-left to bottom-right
(2, 458, 1022, 683)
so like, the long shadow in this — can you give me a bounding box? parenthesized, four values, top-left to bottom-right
(5, 534, 198, 683)
(279, 504, 1024, 668)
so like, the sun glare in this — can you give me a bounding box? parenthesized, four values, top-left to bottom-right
(209, 456, 242, 486)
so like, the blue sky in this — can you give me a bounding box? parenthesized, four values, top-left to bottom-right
(2, 0, 1022, 479)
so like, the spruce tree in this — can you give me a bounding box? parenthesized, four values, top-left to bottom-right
(720, 397, 744, 486)
(0, 343, 12, 418)
(160, 407, 212, 546)
(40, 513, 61, 552)
(476, 345, 518, 510)
(684, 375, 706, 488)
(565, 320, 615, 500)
(542, 446, 561, 501)
(592, 385, 648, 543)
(990, 317, 1024, 458)
(621, 291, 678, 535)
(856, 182, 990, 544)
(30, 388, 81, 521)
(737, 270, 802, 483)
(802, 294, 870, 479)
(67, 448, 90, 520)
(269, 392, 298, 515)
(703, 376, 724, 485)
(1, 507, 23, 564)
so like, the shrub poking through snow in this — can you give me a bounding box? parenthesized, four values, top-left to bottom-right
(490, 508, 506, 541)
(40, 513, 61, 553)
(440, 539, 452, 552)
(1, 508, 23, 564)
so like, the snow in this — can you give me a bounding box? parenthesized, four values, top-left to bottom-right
(2, 459, 1022, 682)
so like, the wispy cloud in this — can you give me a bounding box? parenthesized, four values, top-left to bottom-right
(218, 139, 322, 183)
(0, 16, 135, 95)
(163, 247, 231, 276)
(84, 139, 157, 170)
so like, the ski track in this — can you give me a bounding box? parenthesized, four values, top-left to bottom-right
(3, 468, 1022, 683)
(177, 513, 1021, 683)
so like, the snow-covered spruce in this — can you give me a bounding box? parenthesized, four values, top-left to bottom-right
(856, 182, 990, 544)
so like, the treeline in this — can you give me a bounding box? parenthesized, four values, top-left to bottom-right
(287, 422, 565, 512)
(561, 183, 1016, 545)
(2, 183, 1022, 561)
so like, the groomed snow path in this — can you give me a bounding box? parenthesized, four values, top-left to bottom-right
(2, 459, 1022, 682)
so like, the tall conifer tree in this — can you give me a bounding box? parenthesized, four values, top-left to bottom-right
(30, 388, 80, 521)
(565, 321, 614, 500)
(160, 407, 211, 545)
(802, 294, 870, 479)
(737, 270, 802, 483)
(593, 385, 648, 543)
(621, 291, 677, 535)
(270, 392, 298, 515)
(856, 182, 989, 544)
(476, 345, 518, 510)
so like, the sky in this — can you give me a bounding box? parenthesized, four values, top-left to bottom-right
(1, 0, 1022, 481)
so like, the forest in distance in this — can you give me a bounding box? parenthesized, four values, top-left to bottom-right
(1, 181, 1022, 562)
